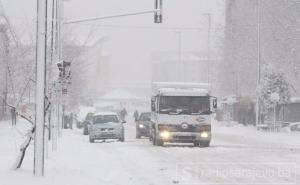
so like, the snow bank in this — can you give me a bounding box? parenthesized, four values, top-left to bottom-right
(213, 121, 300, 149)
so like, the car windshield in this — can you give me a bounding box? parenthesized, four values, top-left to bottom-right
(159, 96, 210, 115)
(139, 113, 151, 121)
(93, 115, 119, 124)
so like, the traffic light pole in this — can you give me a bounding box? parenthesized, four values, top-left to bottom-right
(57, 0, 162, 131)
(57, 0, 63, 138)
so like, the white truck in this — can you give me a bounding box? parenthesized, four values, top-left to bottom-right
(150, 82, 217, 147)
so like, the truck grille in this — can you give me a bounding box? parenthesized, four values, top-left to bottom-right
(158, 124, 210, 132)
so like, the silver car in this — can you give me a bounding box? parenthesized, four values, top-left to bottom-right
(89, 112, 125, 143)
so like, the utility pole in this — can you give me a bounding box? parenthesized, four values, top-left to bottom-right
(34, 0, 47, 176)
(57, 0, 63, 137)
(255, 0, 261, 127)
(50, 0, 58, 151)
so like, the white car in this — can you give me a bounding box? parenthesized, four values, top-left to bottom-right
(89, 112, 125, 143)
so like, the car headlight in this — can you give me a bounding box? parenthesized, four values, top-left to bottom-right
(160, 131, 170, 139)
(200, 132, 209, 138)
(139, 124, 144, 128)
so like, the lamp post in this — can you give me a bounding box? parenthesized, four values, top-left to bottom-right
(255, 0, 261, 127)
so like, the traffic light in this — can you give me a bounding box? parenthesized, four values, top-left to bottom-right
(57, 61, 71, 79)
(154, 0, 163, 23)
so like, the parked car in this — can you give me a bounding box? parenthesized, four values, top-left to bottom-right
(136, 112, 151, 138)
(83, 112, 94, 135)
(63, 113, 73, 129)
(290, 122, 300, 132)
(89, 112, 125, 143)
(280, 122, 300, 132)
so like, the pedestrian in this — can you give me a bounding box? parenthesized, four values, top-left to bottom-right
(11, 107, 16, 126)
(133, 110, 139, 121)
(120, 108, 128, 121)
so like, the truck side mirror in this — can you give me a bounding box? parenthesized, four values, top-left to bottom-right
(210, 97, 217, 113)
(151, 96, 156, 112)
(213, 98, 217, 109)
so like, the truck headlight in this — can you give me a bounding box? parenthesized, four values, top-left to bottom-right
(160, 131, 170, 139)
(200, 132, 209, 138)
(139, 124, 144, 128)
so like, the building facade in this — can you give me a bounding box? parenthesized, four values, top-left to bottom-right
(222, 0, 300, 97)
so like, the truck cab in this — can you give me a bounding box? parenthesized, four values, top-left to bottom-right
(150, 82, 217, 147)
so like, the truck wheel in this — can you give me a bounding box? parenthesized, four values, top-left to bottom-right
(193, 142, 200, 147)
(83, 127, 88, 135)
(199, 141, 210, 147)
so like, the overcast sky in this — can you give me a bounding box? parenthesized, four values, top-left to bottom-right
(2, 0, 224, 83)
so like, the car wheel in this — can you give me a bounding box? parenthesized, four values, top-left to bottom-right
(193, 142, 200, 147)
(136, 131, 141, 139)
(83, 127, 88, 135)
(89, 137, 94, 143)
(149, 130, 153, 141)
(152, 130, 156, 145)
(119, 135, 125, 142)
(149, 136, 152, 141)
(199, 141, 210, 147)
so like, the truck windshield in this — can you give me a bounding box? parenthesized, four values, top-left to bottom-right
(159, 96, 210, 115)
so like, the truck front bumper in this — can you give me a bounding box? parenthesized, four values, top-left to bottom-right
(158, 131, 211, 143)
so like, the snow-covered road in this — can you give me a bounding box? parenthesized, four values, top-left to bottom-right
(1, 120, 299, 185)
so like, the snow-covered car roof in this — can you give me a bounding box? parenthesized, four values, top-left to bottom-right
(288, 122, 300, 127)
(93, 112, 118, 116)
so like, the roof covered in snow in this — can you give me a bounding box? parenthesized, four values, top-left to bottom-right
(157, 88, 210, 96)
(152, 82, 211, 96)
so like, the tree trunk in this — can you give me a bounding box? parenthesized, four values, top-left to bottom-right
(12, 126, 35, 170)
